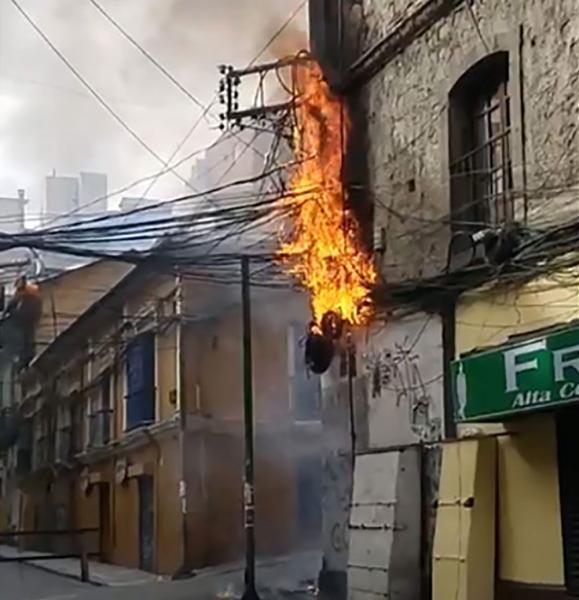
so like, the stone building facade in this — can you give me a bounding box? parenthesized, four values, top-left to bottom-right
(310, 1, 579, 599)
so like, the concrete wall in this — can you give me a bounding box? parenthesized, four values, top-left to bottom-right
(364, 313, 444, 446)
(348, 448, 421, 600)
(345, 0, 579, 282)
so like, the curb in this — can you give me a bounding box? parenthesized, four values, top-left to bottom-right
(8, 558, 105, 587)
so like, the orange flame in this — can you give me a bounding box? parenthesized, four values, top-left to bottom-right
(279, 61, 376, 325)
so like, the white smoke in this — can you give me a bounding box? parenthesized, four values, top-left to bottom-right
(0, 0, 307, 222)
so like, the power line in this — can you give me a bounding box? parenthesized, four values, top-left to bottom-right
(86, 0, 210, 115)
(132, 0, 307, 201)
(8, 0, 192, 189)
(38, 0, 306, 225)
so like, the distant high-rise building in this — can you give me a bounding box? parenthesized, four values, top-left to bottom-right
(0, 189, 27, 234)
(41, 171, 108, 273)
(44, 174, 79, 225)
(44, 171, 108, 226)
(79, 172, 107, 215)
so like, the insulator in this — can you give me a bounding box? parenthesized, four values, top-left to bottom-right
(233, 102, 239, 111)
(219, 113, 226, 120)
(218, 64, 226, 75)
(234, 76, 241, 86)
(219, 94, 225, 104)
(233, 90, 239, 100)
(218, 80, 225, 92)
(219, 123, 225, 131)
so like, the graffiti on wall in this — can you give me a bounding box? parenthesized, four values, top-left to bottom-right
(321, 448, 352, 571)
(366, 331, 442, 442)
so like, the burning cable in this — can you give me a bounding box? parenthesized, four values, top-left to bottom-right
(278, 60, 376, 372)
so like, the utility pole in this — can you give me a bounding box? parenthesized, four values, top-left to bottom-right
(241, 256, 259, 600)
(175, 276, 191, 579)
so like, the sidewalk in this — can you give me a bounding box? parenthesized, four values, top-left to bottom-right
(0, 544, 320, 598)
(0, 544, 159, 587)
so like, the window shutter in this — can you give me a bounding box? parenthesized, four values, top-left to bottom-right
(126, 333, 155, 430)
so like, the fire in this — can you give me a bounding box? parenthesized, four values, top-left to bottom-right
(279, 61, 376, 325)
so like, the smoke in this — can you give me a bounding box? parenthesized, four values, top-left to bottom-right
(0, 0, 306, 220)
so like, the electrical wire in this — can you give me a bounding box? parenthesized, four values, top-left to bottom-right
(40, 0, 306, 225)
(7, 0, 192, 192)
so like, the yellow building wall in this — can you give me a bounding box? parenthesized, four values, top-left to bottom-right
(456, 274, 579, 355)
(156, 324, 178, 422)
(497, 415, 563, 584)
(455, 276, 574, 587)
(433, 437, 496, 600)
(155, 434, 183, 574)
(71, 436, 182, 575)
(110, 438, 182, 574)
(36, 260, 132, 351)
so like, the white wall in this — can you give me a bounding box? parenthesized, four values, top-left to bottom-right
(363, 313, 444, 448)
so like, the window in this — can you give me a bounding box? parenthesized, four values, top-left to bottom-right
(88, 372, 112, 447)
(449, 52, 513, 229)
(16, 419, 32, 475)
(71, 397, 85, 454)
(56, 404, 72, 463)
(288, 323, 321, 422)
(125, 332, 155, 431)
(33, 407, 55, 469)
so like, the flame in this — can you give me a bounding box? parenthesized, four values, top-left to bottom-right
(279, 61, 376, 325)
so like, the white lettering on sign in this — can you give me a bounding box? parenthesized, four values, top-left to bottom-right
(504, 340, 547, 392)
(553, 344, 579, 382)
(559, 382, 578, 399)
(512, 389, 552, 408)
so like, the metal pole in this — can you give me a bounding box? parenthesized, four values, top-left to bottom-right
(174, 277, 191, 580)
(241, 256, 259, 600)
(78, 532, 89, 583)
(346, 332, 357, 467)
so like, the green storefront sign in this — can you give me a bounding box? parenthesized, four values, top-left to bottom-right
(452, 323, 579, 422)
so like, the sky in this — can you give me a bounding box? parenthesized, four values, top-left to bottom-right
(0, 0, 307, 224)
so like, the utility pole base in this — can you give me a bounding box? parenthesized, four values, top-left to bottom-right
(241, 589, 261, 600)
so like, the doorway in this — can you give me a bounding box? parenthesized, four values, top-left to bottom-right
(138, 475, 154, 572)
(556, 406, 579, 596)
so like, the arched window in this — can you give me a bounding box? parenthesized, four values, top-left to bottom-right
(449, 52, 513, 230)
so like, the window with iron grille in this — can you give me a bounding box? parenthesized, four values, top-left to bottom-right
(449, 52, 513, 229)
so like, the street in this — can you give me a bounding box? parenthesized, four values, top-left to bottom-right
(0, 562, 88, 600)
(0, 555, 318, 600)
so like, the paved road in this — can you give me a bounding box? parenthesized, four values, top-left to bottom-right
(0, 553, 319, 600)
(0, 562, 89, 600)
